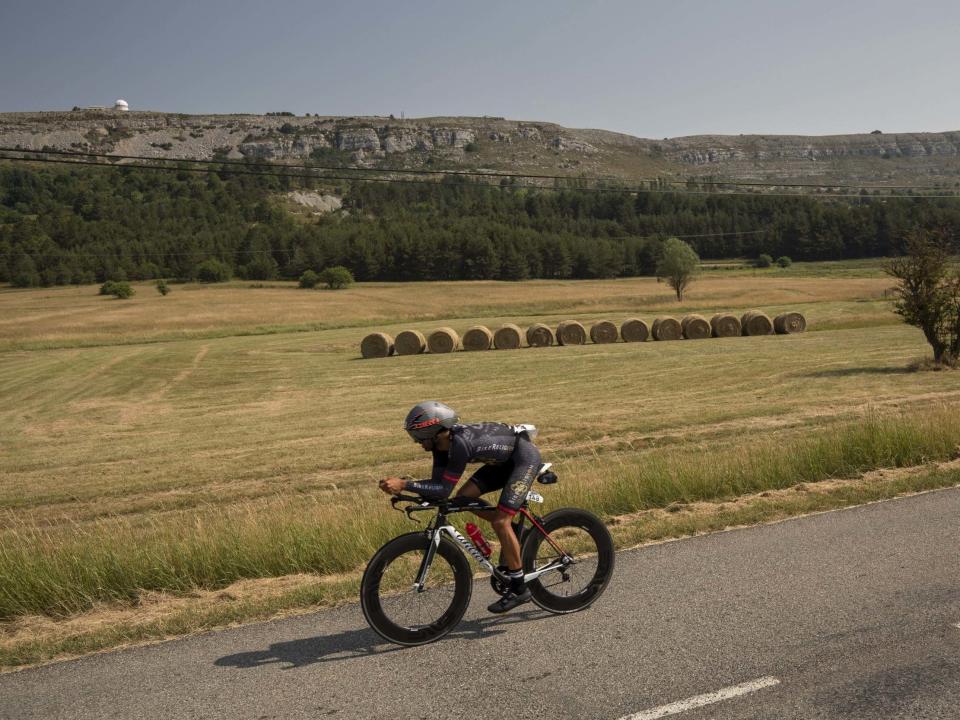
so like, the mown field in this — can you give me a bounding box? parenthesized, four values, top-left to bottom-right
(2, 260, 959, 669)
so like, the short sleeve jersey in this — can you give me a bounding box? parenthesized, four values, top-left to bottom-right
(431, 423, 518, 486)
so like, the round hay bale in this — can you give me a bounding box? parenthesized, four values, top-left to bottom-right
(427, 327, 460, 354)
(652, 316, 682, 341)
(681, 314, 711, 340)
(774, 312, 807, 334)
(462, 325, 494, 351)
(394, 330, 426, 355)
(741, 310, 773, 336)
(710, 313, 741, 338)
(360, 332, 394, 359)
(556, 320, 587, 346)
(526, 323, 555, 348)
(493, 323, 523, 350)
(590, 320, 619, 344)
(620, 318, 650, 343)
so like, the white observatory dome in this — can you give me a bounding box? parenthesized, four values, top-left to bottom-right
(114, 99, 129, 112)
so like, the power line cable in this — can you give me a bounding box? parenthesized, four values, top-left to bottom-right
(1, 145, 957, 192)
(2, 151, 957, 199)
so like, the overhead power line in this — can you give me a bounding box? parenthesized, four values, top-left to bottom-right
(1, 145, 958, 194)
(2, 150, 958, 199)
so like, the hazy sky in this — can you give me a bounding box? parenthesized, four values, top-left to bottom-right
(1, 0, 958, 138)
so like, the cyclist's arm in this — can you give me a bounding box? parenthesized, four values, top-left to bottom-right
(405, 444, 467, 498)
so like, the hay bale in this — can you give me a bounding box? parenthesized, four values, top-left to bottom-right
(360, 332, 394, 359)
(462, 325, 494, 351)
(652, 316, 682, 341)
(394, 330, 426, 355)
(741, 310, 774, 336)
(774, 312, 807, 334)
(710, 313, 741, 338)
(526, 323, 555, 348)
(427, 327, 460, 353)
(620, 318, 649, 343)
(557, 320, 587, 346)
(590, 320, 619, 344)
(493, 323, 523, 349)
(681, 314, 711, 340)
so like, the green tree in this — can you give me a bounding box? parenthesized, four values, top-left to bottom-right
(754, 253, 773, 268)
(10, 250, 40, 288)
(195, 259, 232, 283)
(156, 279, 170, 295)
(656, 237, 700, 301)
(886, 229, 960, 366)
(319, 265, 354, 289)
(776, 255, 793, 268)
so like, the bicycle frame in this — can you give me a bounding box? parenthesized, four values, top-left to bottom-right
(413, 504, 571, 592)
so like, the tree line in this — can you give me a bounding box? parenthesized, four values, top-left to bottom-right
(2, 162, 959, 287)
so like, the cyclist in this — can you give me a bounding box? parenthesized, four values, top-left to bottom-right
(379, 400, 541, 614)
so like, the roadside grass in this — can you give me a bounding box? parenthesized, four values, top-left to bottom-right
(2, 406, 959, 624)
(3, 462, 958, 671)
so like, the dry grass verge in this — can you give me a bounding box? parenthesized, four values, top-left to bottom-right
(3, 460, 957, 672)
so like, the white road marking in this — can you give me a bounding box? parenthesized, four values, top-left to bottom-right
(620, 676, 781, 720)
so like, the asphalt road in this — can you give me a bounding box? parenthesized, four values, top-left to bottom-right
(2, 487, 958, 720)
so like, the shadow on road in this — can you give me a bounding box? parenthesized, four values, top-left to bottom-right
(214, 609, 549, 670)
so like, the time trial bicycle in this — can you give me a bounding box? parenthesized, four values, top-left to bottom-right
(360, 464, 615, 646)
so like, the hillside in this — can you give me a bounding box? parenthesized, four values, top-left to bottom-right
(3, 110, 960, 187)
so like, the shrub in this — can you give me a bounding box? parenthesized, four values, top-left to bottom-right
(319, 265, 354, 290)
(156, 279, 170, 296)
(195, 259, 232, 283)
(776, 256, 793, 268)
(299, 269, 320, 289)
(754, 254, 773, 268)
(100, 280, 134, 299)
(279, 123, 296, 135)
(464, 142, 479, 153)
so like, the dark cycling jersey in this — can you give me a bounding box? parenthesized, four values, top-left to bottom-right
(406, 423, 537, 511)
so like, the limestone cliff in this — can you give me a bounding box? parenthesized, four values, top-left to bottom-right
(2, 110, 959, 186)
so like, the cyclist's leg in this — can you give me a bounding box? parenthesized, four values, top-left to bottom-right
(486, 438, 541, 612)
(456, 464, 508, 524)
(491, 436, 541, 573)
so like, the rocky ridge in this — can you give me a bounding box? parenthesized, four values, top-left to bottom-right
(2, 110, 960, 186)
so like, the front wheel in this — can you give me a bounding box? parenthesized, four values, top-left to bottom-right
(361, 532, 473, 646)
(521, 508, 614, 614)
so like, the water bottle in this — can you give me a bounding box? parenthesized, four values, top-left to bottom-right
(465, 522, 492, 558)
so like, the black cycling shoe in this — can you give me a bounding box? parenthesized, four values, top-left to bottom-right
(487, 587, 532, 614)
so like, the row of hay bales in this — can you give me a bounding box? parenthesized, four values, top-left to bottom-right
(360, 310, 806, 358)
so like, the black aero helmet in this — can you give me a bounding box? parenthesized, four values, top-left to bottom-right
(404, 401, 459, 441)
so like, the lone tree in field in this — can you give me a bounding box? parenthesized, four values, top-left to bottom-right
(886, 229, 960, 367)
(656, 237, 700, 301)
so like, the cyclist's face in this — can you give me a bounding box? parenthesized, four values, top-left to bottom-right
(418, 436, 434, 452)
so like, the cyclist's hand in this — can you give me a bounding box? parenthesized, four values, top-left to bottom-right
(379, 477, 407, 495)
